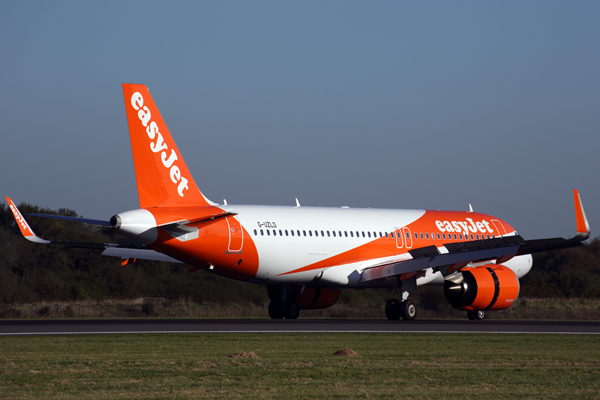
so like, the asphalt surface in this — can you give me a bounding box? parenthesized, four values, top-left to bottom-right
(1, 319, 599, 335)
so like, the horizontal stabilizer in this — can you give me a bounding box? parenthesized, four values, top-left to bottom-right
(158, 210, 237, 229)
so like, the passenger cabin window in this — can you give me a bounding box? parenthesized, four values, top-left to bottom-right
(426, 233, 429, 239)
(267, 230, 270, 236)
(414, 232, 418, 239)
(254, 229, 257, 235)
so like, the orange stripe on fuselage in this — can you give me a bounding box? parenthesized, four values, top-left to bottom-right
(279, 210, 514, 276)
(149, 214, 260, 281)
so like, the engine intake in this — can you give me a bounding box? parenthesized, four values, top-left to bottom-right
(444, 264, 519, 311)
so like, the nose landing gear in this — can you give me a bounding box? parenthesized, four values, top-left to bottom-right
(467, 310, 485, 320)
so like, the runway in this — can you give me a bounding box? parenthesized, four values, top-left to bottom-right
(1, 318, 600, 336)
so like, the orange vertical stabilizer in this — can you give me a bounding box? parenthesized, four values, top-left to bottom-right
(122, 83, 214, 208)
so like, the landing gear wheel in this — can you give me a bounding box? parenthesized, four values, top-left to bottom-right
(385, 299, 401, 320)
(268, 301, 284, 319)
(400, 300, 417, 321)
(284, 301, 300, 319)
(267, 285, 282, 301)
(467, 310, 485, 320)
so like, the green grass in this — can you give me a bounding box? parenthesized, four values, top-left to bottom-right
(1, 333, 599, 399)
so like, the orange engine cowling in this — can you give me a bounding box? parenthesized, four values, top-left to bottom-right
(444, 264, 520, 311)
(296, 288, 341, 310)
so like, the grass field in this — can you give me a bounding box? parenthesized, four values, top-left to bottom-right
(1, 333, 599, 399)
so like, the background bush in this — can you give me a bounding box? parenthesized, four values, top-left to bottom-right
(1, 202, 599, 305)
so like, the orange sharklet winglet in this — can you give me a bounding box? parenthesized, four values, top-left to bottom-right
(573, 189, 590, 240)
(4, 197, 51, 244)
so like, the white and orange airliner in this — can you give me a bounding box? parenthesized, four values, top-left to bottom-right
(6, 84, 591, 321)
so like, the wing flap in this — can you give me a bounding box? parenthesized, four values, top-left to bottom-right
(361, 190, 590, 283)
(6, 197, 184, 263)
(101, 247, 182, 263)
(26, 213, 111, 226)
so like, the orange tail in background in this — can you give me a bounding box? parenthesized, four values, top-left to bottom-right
(122, 83, 214, 208)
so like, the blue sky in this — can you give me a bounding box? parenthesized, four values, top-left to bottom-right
(1, 1, 599, 239)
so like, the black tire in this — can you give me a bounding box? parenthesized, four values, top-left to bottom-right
(400, 300, 417, 321)
(385, 299, 401, 320)
(467, 310, 485, 320)
(267, 285, 283, 302)
(268, 301, 284, 319)
(284, 301, 300, 319)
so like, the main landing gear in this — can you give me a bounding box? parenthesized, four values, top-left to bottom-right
(385, 299, 417, 321)
(467, 310, 485, 320)
(386, 275, 418, 321)
(267, 285, 300, 319)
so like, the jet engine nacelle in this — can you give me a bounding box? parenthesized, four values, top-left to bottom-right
(267, 285, 341, 310)
(444, 264, 520, 311)
(296, 288, 341, 310)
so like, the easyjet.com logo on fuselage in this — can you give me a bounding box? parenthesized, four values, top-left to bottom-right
(435, 218, 494, 236)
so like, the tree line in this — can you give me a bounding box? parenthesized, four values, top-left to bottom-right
(1, 202, 599, 305)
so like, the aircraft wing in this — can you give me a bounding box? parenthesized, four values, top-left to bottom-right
(361, 190, 590, 283)
(5, 197, 181, 264)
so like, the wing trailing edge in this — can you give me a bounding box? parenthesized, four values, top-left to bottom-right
(5, 197, 180, 263)
(361, 189, 591, 283)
